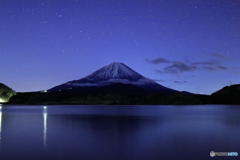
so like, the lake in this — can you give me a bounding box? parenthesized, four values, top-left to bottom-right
(0, 104, 239, 160)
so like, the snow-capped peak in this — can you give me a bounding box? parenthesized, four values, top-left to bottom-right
(48, 62, 179, 93)
(82, 62, 147, 81)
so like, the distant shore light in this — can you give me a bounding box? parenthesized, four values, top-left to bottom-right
(0, 98, 6, 103)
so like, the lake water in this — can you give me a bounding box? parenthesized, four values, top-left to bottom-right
(0, 104, 239, 160)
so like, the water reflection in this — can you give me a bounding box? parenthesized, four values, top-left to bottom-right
(43, 106, 48, 149)
(0, 105, 239, 160)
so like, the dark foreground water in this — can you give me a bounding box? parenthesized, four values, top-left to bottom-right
(0, 104, 239, 160)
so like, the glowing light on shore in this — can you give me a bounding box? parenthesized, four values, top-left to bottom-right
(0, 98, 6, 103)
(0, 106, 2, 148)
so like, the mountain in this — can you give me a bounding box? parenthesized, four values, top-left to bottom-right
(0, 83, 16, 102)
(48, 62, 179, 94)
(211, 84, 240, 104)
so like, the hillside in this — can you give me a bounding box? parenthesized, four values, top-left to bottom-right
(211, 84, 240, 104)
(0, 83, 16, 102)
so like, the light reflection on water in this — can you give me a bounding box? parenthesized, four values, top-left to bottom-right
(0, 105, 239, 160)
(43, 106, 47, 149)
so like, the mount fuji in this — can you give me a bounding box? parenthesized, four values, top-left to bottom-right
(48, 62, 179, 94)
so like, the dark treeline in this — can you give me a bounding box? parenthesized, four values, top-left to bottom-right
(8, 92, 215, 105)
(6, 84, 240, 105)
(211, 84, 240, 104)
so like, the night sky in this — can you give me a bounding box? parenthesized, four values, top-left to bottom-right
(1, 0, 240, 95)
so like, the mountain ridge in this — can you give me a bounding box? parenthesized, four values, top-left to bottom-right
(211, 84, 240, 104)
(48, 62, 179, 94)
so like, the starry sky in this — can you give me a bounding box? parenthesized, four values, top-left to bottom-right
(0, 0, 240, 95)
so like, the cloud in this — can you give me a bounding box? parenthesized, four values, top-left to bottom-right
(174, 81, 182, 84)
(203, 66, 216, 71)
(156, 70, 165, 74)
(146, 58, 170, 64)
(173, 80, 188, 84)
(217, 66, 228, 70)
(212, 53, 228, 59)
(203, 66, 228, 71)
(147, 56, 230, 75)
(191, 60, 216, 65)
(164, 61, 197, 74)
